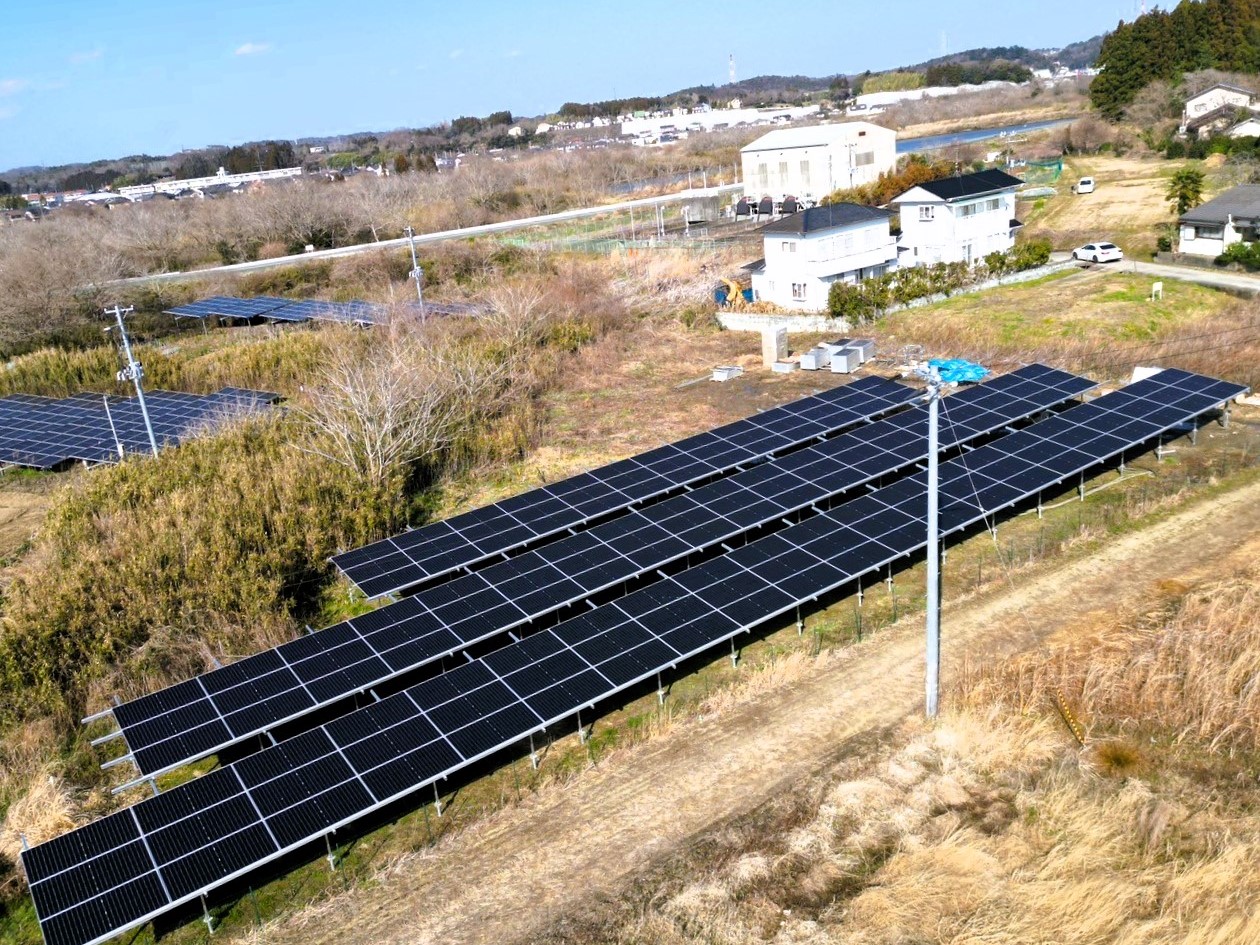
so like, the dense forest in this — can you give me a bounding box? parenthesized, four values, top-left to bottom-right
(1091, 0, 1260, 119)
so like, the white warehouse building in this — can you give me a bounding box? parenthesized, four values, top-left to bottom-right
(749, 203, 898, 311)
(740, 121, 896, 204)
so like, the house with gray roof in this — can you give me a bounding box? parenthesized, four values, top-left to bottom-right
(749, 203, 898, 310)
(1177, 185, 1260, 258)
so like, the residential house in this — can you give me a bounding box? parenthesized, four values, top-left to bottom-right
(892, 168, 1024, 266)
(740, 121, 896, 204)
(749, 203, 898, 310)
(1177, 184, 1260, 257)
(1227, 116, 1260, 138)
(1181, 83, 1257, 137)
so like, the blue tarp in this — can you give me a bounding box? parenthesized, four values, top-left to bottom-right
(928, 358, 989, 384)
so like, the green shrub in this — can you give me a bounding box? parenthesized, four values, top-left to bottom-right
(1216, 241, 1260, 270)
(0, 417, 406, 723)
(1011, 237, 1052, 271)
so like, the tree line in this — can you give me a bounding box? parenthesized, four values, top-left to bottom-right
(1090, 0, 1260, 119)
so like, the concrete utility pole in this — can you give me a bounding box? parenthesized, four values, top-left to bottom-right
(404, 225, 425, 316)
(104, 305, 159, 457)
(923, 366, 943, 718)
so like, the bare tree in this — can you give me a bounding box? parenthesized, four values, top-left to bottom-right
(294, 328, 515, 484)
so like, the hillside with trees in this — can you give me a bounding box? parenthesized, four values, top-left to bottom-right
(1091, 0, 1260, 119)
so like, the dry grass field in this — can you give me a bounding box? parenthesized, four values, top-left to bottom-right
(1020, 154, 1229, 259)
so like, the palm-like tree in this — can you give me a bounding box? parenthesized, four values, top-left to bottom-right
(1167, 167, 1205, 216)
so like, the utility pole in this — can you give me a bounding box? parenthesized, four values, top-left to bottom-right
(104, 305, 159, 457)
(923, 366, 942, 718)
(404, 225, 425, 316)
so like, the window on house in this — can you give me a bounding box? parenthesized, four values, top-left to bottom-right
(799, 160, 811, 190)
(779, 161, 789, 182)
(854, 151, 875, 167)
(843, 233, 855, 252)
(792, 283, 807, 300)
(919, 206, 935, 221)
(781, 241, 796, 253)
(758, 163, 768, 191)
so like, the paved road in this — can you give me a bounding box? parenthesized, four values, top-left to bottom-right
(117, 183, 743, 287)
(1051, 252, 1260, 295)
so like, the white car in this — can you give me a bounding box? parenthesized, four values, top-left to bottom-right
(1072, 177, 1096, 194)
(1072, 241, 1123, 263)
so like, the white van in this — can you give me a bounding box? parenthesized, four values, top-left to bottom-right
(1073, 177, 1095, 195)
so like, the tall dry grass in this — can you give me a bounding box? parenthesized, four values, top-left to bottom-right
(580, 565, 1260, 945)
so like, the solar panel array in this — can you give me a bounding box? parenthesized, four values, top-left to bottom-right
(165, 296, 484, 326)
(109, 365, 1093, 779)
(24, 368, 1244, 945)
(164, 297, 292, 320)
(333, 376, 923, 599)
(0, 388, 280, 470)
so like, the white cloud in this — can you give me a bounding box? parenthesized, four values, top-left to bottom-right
(235, 42, 272, 56)
(0, 78, 29, 97)
(449, 48, 463, 59)
(69, 48, 103, 64)
(505, 49, 522, 59)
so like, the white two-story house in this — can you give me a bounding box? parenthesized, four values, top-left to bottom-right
(749, 203, 898, 310)
(892, 169, 1024, 267)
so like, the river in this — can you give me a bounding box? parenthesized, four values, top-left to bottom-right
(897, 118, 1072, 154)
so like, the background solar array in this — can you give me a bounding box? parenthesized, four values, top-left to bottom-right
(333, 376, 921, 598)
(0, 389, 280, 469)
(24, 369, 1243, 945)
(165, 296, 482, 326)
(110, 365, 1093, 778)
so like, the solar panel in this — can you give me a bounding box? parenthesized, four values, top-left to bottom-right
(0, 389, 278, 470)
(26, 369, 1244, 945)
(163, 297, 291, 320)
(333, 376, 923, 599)
(107, 365, 1092, 779)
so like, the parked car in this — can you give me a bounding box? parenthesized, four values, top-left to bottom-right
(1072, 177, 1096, 194)
(1072, 241, 1124, 263)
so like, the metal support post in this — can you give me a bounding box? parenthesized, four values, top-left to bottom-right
(796, 604, 803, 636)
(1079, 472, 1086, 501)
(148, 779, 159, 797)
(730, 638, 739, 667)
(325, 834, 337, 871)
(433, 782, 443, 817)
(1036, 492, 1043, 519)
(924, 368, 942, 719)
(529, 733, 539, 769)
(404, 225, 425, 315)
(656, 672, 665, 705)
(856, 577, 863, 607)
(1155, 439, 1164, 463)
(1190, 425, 1198, 445)
(1223, 404, 1231, 429)
(1119, 452, 1126, 476)
(105, 305, 159, 457)
(201, 895, 214, 935)
(577, 711, 586, 744)
(101, 395, 124, 460)
(886, 563, 894, 590)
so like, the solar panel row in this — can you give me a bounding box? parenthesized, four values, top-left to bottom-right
(164, 297, 414, 326)
(25, 369, 1243, 945)
(109, 365, 1094, 779)
(0, 389, 280, 470)
(333, 376, 922, 599)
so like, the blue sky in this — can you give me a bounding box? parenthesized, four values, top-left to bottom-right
(1, 0, 1128, 171)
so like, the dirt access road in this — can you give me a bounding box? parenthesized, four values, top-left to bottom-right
(256, 475, 1260, 945)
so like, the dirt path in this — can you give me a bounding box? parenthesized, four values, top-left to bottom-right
(257, 476, 1260, 945)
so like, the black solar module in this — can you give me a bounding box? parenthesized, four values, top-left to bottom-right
(332, 375, 922, 598)
(27, 369, 1243, 945)
(0, 388, 278, 470)
(109, 365, 1092, 779)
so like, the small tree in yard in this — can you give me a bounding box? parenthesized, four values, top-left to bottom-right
(828, 280, 875, 323)
(1167, 167, 1205, 216)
